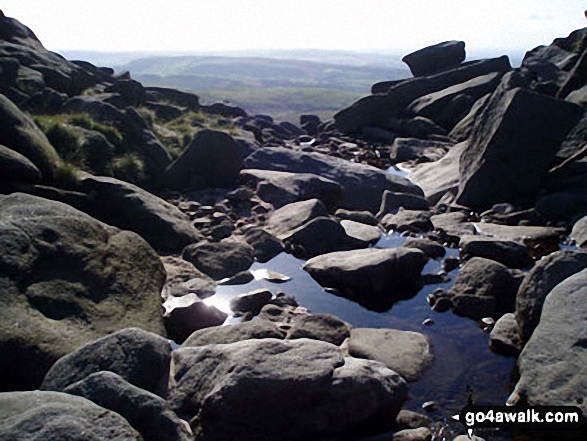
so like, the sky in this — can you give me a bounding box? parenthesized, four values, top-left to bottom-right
(2, 0, 586, 58)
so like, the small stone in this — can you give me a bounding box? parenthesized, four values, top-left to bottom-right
(442, 257, 460, 273)
(422, 318, 434, 326)
(421, 401, 436, 411)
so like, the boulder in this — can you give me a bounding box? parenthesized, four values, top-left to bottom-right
(456, 88, 583, 210)
(510, 269, 587, 413)
(472, 222, 563, 247)
(40, 328, 171, 395)
(0, 193, 166, 391)
(348, 328, 433, 381)
(335, 208, 379, 226)
(287, 313, 351, 345)
(266, 198, 329, 238)
(378, 190, 429, 216)
(182, 240, 255, 280)
(489, 313, 521, 356)
(390, 138, 454, 163)
(341, 219, 381, 245)
(402, 41, 466, 77)
(395, 410, 432, 430)
(0, 391, 141, 440)
(243, 227, 284, 262)
(245, 146, 423, 213)
(145, 86, 200, 110)
(571, 215, 587, 247)
(459, 235, 533, 269)
(403, 238, 446, 259)
(81, 175, 202, 252)
(160, 255, 215, 300)
(448, 94, 490, 142)
(303, 247, 427, 310)
(64, 372, 192, 441)
(163, 294, 227, 343)
(392, 427, 433, 441)
(515, 250, 587, 343)
(169, 338, 408, 440)
(183, 320, 286, 347)
(431, 211, 475, 238)
(230, 289, 273, 316)
(0, 94, 60, 179)
(449, 257, 523, 319)
(407, 141, 467, 205)
(283, 217, 366, 258)
(0, 143, 42, 184)
(163, 129, 243, 190)
(381, 209, 433, 233)
(241, 169, 343, 209)
(334, 56, 511, 133)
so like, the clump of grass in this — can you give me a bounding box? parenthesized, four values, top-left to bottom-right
(52, 162, 80, 189)
(43, 123, 84, 166)
(112, 153, 146, 184)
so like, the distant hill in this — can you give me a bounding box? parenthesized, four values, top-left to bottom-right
(109, 53, 409, 122)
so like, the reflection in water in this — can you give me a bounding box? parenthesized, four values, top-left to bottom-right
(210, 233, 517, 439)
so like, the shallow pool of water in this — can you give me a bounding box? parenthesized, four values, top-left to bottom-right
(206, 234, 518, 440)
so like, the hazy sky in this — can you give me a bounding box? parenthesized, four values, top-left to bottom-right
(2, 0, 586, 56)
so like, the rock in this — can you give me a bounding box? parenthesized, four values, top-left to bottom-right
(459, 235, 533, 269)
(449, 257, 523, 319)
(266, 198, 329, 238)
(334, 56, 511, 134)
(407, 71, 503, 126)
(163, 294, 228, 343)
(390, 138, 454, 163)
(571, 215, 587, 247)
(431, 211, 475, 239)
(203, 102, 247, 118)
(230, 289, 273, 316)
(81, 175, 202, 252)
(407, 141, 467, 205)
(0, 391, 141, 440)
(341, 220, 381, 245)
(0, 94, 60, 179)
(163, 129, 243, 190)
(183, 320, 286, 347)
(41, 328, 170, 395)
(335, 209, 379, 226)
(378, 190, 430, 216)
(403, 238, 446, 259)
(489, 313, 521, 356)
(0, 143, 42, 184)
(348, 328, 433, 382)
(182, 240, 255, 280)
(161, 255, 216, 300)
(64, 371, 192, 441)
(303, 247, 427, 310)
(145, 86, 200, 110)
(453, 436, 485, 441)
(472, 222, 563, 249)
(456, 88, 583, 210)
(287, 313, 351, 345)
(169, 338, 408, 440)
(243, 227, 284, 262)
(510, 269, 587, 413)
(381, 209, 433, 233)
(399, 116, 448, 138)
(449, 94, 491, 142)
(402, 41, 466, 77)
(245, 146, 423, 213)
(395, 410, 431, 430)
(241, 169, 343, 209)
(515, 250, 587, 343)
(361, 126, 398, 143)
(0, 193, 166, 391)
(392, 427, 433, 441)
(284, 217, 366, 258)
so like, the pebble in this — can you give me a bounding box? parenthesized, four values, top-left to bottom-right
(422, 318, 434, 326)
(421, 401, 436, 412)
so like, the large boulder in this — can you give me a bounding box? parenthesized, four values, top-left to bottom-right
(40, 328, 171, 395)
(390, 137, 454, 163)
(245, 146, 422, 213)
(348, 328, 433, 381)
(169, 338, 408, 440)
(0, 193, 166, 391)
(402, 41, 466, 77)
(334, 56, 511, 133)
(0, 94, 60, 179)
(510, 269, 587, 413)
(64, 371, 192, 441)
(240, 168, 343, 209)
(449, 257, 522, 319)
(459, 235, 533, 269)
(266, 198, 329, 238)
(515, 250, 587, 343)
(0, 143, 42, 184)
(0, 391, 141, 440)
(303, 247, 427, 310)
(81, 175, 201, 252)
(456, 87, 583, 210)
(163, 129, 243, 190)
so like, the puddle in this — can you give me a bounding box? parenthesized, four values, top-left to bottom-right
(207, 232, 518, 439)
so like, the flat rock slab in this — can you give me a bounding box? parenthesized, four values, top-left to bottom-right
(459, 235, 533, 269)
(348, 328, 433, 381)
(182, 320, 286, 347)
(169, 338, 408, 441)
(341, 219, 381, 245)
(382, 209, 433, 233)
(402, 40, 466, 77)
(472, 223, 563, 245)
(511, 269, 587, 414)
(0, 391, 141, 440)
(266, 198, 328, 239)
